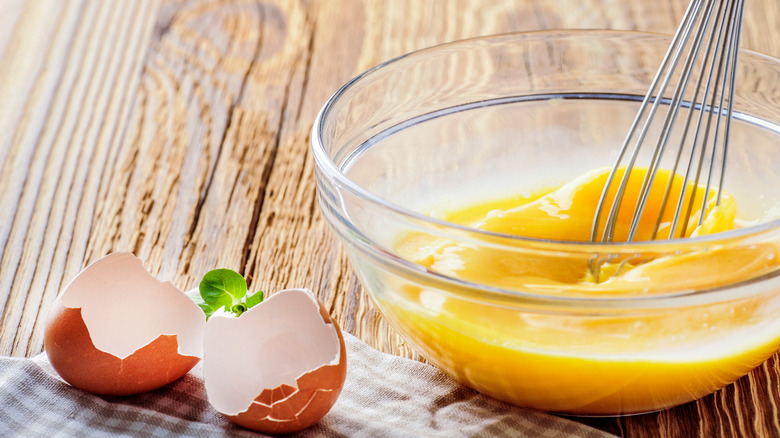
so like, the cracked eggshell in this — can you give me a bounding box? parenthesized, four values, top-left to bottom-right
(43, 252, 206, 396)
(204, 288, 347, 435)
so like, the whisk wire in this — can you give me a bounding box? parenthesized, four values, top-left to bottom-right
(672, 0, 734, 236)
(652, 0, 725, 239)
(675, 0, 744, 236)
(718, 0, 744, 205)
(698, 0, 740, 226)
(628, 0, 722, 241)
(589, 0, 703, 242)
(590, 0, 744, 243)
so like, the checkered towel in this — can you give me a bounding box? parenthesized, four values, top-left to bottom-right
(0, 333, 614, 437)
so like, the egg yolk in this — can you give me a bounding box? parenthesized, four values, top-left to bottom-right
(383, 167, 780, 415)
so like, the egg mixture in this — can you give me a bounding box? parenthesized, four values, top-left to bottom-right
(385, 167, 780, 414)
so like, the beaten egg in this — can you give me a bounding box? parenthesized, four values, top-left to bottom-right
(384, 167, 780, 414)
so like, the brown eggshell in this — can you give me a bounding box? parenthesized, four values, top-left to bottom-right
(43, 252, 206, 396)
(204, 288, 347, 435)
(44, 301, 200, 395)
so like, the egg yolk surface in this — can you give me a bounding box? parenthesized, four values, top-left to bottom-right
(383, 167, 780, 414)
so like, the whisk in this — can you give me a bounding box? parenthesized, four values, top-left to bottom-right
(590, 0, 746, 243)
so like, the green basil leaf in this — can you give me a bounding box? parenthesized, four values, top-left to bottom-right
(246, 290, 264, 309)
(199, 269, 247, 311)
(198, 303, 215, 318)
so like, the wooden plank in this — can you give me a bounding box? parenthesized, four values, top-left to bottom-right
(1, 0, 780, 436)
(0, 0, 26, 62)
(0, 0, 162, 356)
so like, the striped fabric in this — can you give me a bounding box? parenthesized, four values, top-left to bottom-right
(0, 333, 614, 437)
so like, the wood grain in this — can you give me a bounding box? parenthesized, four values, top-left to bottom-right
(1, 0, 779, 436)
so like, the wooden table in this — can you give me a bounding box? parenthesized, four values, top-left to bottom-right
(2, 0, 779, 436)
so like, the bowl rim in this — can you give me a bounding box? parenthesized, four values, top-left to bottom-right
(312, 29, 780, 305)
(312, 29, 780, 252)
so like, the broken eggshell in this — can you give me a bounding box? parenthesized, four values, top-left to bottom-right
(204, 288, 347, 435)
(44, 252, 206, 396)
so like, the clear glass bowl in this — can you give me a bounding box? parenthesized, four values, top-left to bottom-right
(311, 30, 780, 415)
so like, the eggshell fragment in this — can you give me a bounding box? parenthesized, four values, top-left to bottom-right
(204, 288, 347, 435)
(44, 252, 206, 396)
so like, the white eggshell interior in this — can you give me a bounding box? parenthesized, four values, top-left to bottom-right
(59, 252, 205, 359)
(204, 288, 341, 415)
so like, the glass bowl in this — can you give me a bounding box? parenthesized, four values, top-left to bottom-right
(311, 30, 780, 415)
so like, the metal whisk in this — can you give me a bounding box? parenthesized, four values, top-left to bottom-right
(590, 0, 745, 243)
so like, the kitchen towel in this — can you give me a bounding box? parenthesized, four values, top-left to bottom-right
(0, 333, 615, 437)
